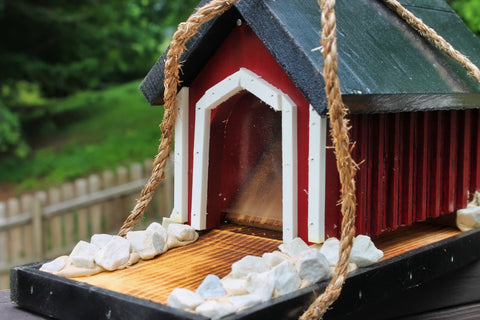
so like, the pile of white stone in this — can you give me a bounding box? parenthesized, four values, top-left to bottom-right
(40, 221, 198, 278)
(167, 235, 383, 319)
(457, 191, 480, 232)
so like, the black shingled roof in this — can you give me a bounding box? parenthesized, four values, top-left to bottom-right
(140, 0, 480, 115)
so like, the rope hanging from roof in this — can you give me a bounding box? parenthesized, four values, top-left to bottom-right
(382, 0, 480, 85)
(299, 0, 357, 318)
(117, 0, 480, 318)
(117, 0, 241, 237)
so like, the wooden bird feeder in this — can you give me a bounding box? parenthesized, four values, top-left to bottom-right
(11, 0, 480, 319)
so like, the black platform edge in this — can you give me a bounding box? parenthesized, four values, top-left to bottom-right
(10, 228, 480, 320)
(10, 262, 208, 320)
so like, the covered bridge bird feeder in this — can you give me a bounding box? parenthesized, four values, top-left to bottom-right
(141, 0, 480, 244)
(10, 0, 480, 319)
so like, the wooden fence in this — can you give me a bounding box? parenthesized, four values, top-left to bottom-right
(0, 160, 174, 290)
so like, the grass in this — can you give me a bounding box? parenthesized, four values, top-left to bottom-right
(0, 80, 165, 193)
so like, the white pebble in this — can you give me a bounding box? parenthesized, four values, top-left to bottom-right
(231, 255, 268, 278)
(221, 278, 248, 296)
(126, 230, 165, 259)
(166, 223, 199, 249)
(94, 236, 131, 271)
(319, 237, 340, 266)
(457, 206, 480, 232)
(272, 260, 301, 296)
(167, 288, 204, 310)
(195, 300, 235, 319)
(90, 234, 114, 249)
(245, 271, 275, 302)
(296, 248, 331, 284)
(262, 251, 290, 268)
(228, 294, 263, 311)
(167, 223, 197, 241)
(349, 235, 384, 267)
(69, 241, 99, 269)
(195, 274, 226, 299)
(146, 222, 167, 242)
(279, 237, 309, 258)
(40, 256, 67, 273)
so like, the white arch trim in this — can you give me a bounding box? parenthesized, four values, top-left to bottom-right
(191, 68, 298, 241)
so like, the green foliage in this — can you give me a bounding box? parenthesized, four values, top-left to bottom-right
(0, 0, 197, 156)
(0, 0, 198, 97)
(451, 0, 480, 35)
(0, 80, 165, 192)
(0, 103, 29, 158)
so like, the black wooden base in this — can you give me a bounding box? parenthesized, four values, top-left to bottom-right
(11, 228, 480, 320)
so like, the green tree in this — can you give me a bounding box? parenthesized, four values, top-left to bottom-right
(0, 0, 197, 156)
(450, 0, 480, 36)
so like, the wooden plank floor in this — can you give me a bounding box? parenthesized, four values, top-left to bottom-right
(72, 223, 461, 305)
(374, 223, 461, 260)
(73, 227, 281, 304)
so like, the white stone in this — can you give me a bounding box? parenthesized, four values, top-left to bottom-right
(221, 278, 248, 296)
(457, 206, 480, 232)
(127, 251, 141, 266)
(167, 288, 204, 310)
(245, 271, 275, 302)
(94, 236, 131, 271)
(262, 251, 290, 268)
(228, 294, 263, 311)
(167, 223, 197, 241)
(195, 274, 226, 299)
(296, 248, 331, 284)
(126, 230, 165, 259)
(279, 237, 309, 258)
(69, 240, 100, 269)
(147, 221, 167, 242)
(272, 260, 301, 297)
(195, 300, 235, 319)
(162, 217, 177, 229)
(319, 237, 340, 266)
(40, 256, 67, 273)
(90, 234, 114, 249)
(166, 223, 199, 249)
(349, 235, 384, 267)
(231, 255, 268, 278)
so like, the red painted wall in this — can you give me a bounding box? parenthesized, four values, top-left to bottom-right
(187, 24, 311, 239)
(186, 23, 480, 241)
(325, 110, 480, 238)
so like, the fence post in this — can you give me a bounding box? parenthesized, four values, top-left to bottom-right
(0, 202, 6, 263)
(102, 170, 115, 233)
(89, 174, 102, 235)
(33, 196, 45, 261)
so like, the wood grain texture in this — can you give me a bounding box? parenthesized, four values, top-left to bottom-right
(71, 223, 459, 305)
(73, 228, 282, 304)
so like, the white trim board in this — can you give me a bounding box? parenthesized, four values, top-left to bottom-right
(170, 87, 189, 223)
(190, 68, 298, 242)
(307, 106, 327, 243)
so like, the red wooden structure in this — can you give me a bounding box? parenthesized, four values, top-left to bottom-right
(140, 0, 480, 243)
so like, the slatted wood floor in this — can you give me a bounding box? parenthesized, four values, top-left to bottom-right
(72, 223, 461, 305)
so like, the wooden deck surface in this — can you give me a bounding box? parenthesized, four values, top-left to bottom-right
(70, 223, 461, 305)
(73, 227, 282, 304)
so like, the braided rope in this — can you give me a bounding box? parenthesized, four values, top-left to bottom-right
(381, 0, 480, 84)
(118, 0, 240, 237)
(118, 0, 480, 318)
(300, 0, 357, 319)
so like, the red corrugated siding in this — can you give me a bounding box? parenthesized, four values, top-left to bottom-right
(326, 109, 480, 238)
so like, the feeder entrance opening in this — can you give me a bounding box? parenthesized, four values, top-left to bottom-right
(206, 91, 283, 231)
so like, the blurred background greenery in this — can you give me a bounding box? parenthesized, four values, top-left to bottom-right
(0, 0, 197, 194)
(0, 0, 478, 195)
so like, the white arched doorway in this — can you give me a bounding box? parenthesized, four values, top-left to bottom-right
(190, 68, 298, 241)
